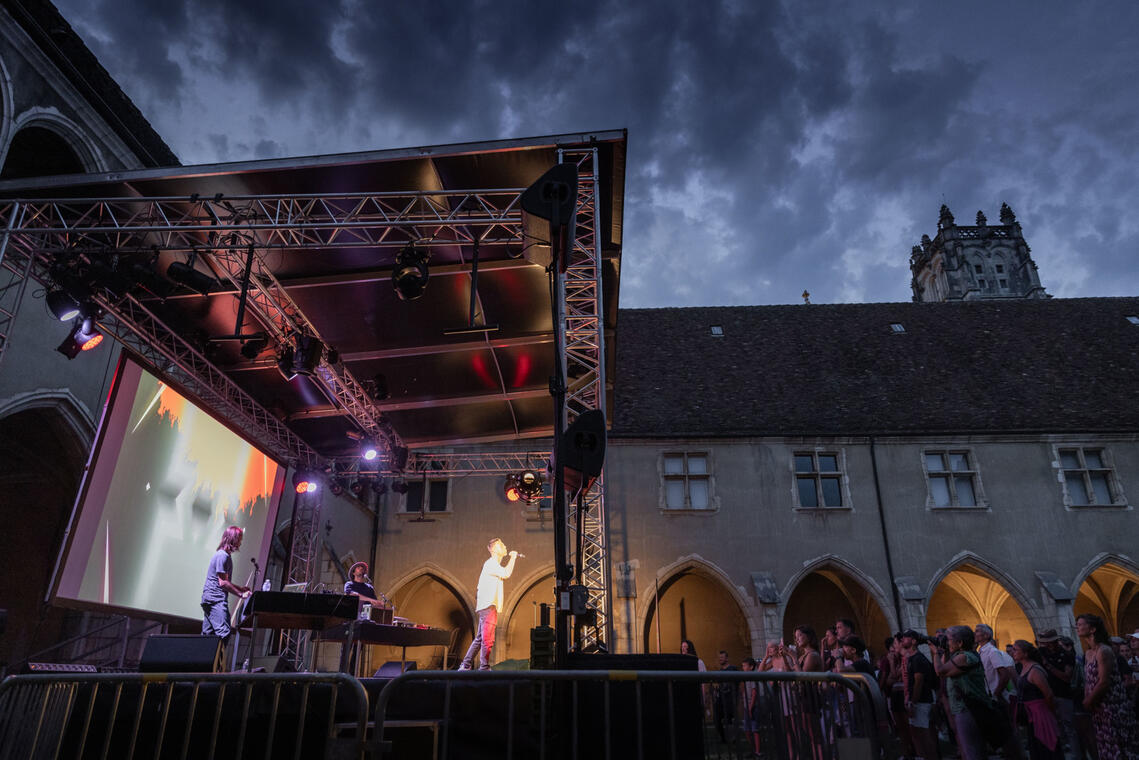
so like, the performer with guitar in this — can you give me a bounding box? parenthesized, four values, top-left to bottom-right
(201, 525, 252, 645)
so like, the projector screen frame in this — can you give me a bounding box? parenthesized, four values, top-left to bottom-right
(45, 350, 290, 626)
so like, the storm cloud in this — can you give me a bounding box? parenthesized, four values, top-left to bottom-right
(58, 0, 1139, 306)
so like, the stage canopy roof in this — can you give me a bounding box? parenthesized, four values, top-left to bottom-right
(0, 130, 626, 461)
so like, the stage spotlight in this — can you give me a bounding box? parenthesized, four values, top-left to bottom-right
(349, 479, 366, 498)
(391, 244, 429, 301)
(56, 318, 104, 359)
(372, 478, 388, 495)
(329, 479, 345, 497)
(391, 480, 409, 495)
(360, 439, 379, 462)
(292, 470, 319, 494)
(240, 334, 269, 360)
(503, 474, 522, 502)
(366, 373, 389, 401)
(276, 333, 325, 381)
(46, 289, 81, 321)
(166, 258, 219, 295)
(517, 469, 544, 503)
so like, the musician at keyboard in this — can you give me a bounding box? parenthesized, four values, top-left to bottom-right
(200, 525, 252, 646)
(344, 561, 382, 609)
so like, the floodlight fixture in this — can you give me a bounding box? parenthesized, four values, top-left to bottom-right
(504, 470, 544, 505)
(46, 289, 81, 321)
(360, 439, 379, 462)
(276, 333, 325, 381)
(391, 243, 430, 301)
(391, 480, 409, 495)
(56, 317, 104, 359)
(292, 470, 319, 494)
(166, 257, 219, 295)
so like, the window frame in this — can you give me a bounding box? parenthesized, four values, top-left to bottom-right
(791, 449, 851, 511)
(922, 449, 986, 509)
(400, 477, 452, 514)
(1054, 445, 1127, 509)
(659, 451, 716, 512)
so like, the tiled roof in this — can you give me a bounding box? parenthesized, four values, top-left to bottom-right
(611, 298, 1139, 437)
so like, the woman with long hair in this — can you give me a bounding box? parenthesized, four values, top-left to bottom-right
(1012, 640, 1063, 760)
(1077, 613, 1139, 760)
(200, 525, 251, 646)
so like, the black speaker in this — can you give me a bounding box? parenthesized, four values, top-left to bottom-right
(561, 409, 606, 491)
(373, 660, 418, 677)
(139, 635, 223, 673)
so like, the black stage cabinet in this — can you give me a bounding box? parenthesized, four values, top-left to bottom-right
(361, 653, 703, 760)
(139, 634, 222, 673)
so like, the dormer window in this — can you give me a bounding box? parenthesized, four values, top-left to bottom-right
(890, 323, 906, 334)
(1127, 316, 1139, 326)
(710, 325, 724, 336)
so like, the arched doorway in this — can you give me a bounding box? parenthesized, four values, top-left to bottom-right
(783, 566, 892, 659)
(1, 126, 86, 179)
(381, 573, 473, 671)
(0, 404, 91, 668)
(926, 564, 1033, 645)
(643, 566, 751, 664)
(1075, 562, 1139, 636)
(501, 572, 556, 665)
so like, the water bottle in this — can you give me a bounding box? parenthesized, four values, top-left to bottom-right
(262, 578, 271, 592)
(361, 603, 372, 621)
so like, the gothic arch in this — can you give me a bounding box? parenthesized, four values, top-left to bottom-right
(0, 54, 15, 162)
(1071, 553, 1139, 597)
(500, 565, 557, 662)
(925, 552, 1039, 642)
(503, 563, 557, 625)
(5, 106, 106, 174)
(780, 554, 897, 652)
(639, 555, 756, 658)
(925, 551, 1038, 619)
(0, 389, 96, 454)
(386, 561, 476, 624)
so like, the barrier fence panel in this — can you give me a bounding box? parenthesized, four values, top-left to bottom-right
(371, 670, 898, 760)
(0, 672, 369, 760)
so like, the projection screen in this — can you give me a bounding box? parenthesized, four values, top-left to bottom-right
(52, 356, 286, 622)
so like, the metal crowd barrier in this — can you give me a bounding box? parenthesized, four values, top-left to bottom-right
(372, 669, 898, 760)
(0, 672, 369, 760)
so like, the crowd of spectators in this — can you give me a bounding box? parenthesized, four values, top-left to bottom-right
(684, 614, 1139, 759)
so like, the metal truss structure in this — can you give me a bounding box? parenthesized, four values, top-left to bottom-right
(282, 490, 322, 667)
(0, 161, 610, 644)
(335, 450, 552, 478)
(558, 148, 610, 649)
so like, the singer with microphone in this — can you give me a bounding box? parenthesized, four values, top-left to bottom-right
(458, 538, 520, 671)
(344, 561, 382, 608)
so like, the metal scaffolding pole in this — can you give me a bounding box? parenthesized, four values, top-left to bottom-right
(558, 148, 610, 650)
(281, 490, 323, 668)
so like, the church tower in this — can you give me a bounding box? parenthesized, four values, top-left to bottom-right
(909, 203, 1048, 303)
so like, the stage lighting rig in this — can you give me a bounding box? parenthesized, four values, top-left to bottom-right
(504, 469, 545, 505)
(46, 289, 82, 321)
(391, 243, 430, 301)
(276, 333, 325, 381)
(292, 470, 319, 494)
(360, 438, 379, 462)
(167, 252, 219, 295)
(56, 317, 104, 359)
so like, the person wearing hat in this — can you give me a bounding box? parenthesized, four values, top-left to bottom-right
(1038, 628, 1081, 759)
(344, 561, 382, 608)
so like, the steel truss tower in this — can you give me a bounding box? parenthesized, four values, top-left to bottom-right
(0, 162, 611, 646)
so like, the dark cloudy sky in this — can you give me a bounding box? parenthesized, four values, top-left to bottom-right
(57, 0, 1139, 308)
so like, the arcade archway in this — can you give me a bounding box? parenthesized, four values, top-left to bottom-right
(380, 573, 473, 671)
(1075, 562, 1139, 636)
(643, 566, 751, 664)
(783, 566, 892, 659)
(502, 572, 556, 665)
(926, 564, 1033, 645)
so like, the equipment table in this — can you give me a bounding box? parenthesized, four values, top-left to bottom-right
(315, 619, 452, 674)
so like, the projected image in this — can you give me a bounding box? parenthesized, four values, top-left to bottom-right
(57, 361, 282, 621)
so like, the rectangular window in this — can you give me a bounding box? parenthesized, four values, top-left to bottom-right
(794, 452, 845, 508)
(999, 279, 1008, 289)
(403, 479, 449, 512)
(978, 279, 986, 288)
(925, 451, 980, 508)
(974, 264, 983, 274)
(1059, 447, 1119, 507)
(995, 264, 1004, 274)
(662, 453, 711, 509)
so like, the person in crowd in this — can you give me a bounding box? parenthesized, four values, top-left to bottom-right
(899, 630, 939, 760)
(880, 635, 916, 758)
(1012, 640, 1064, 760)
(931, 628, 960, 752)
(790, 626, 826, 760)
(836, 618, 871, 661)
(975, 623, 1024, 760)
(1077, 613, 1139, 759)
(762, 640, 797, 759)
(822, 626, 840, 671)
(741, 656, 762, 757)
(1037, 628, 1081, 759)
(835, 635, 874, 676)
(1064, 633, 1099, 760)
(932, 625, 990, 760)
(680, 639, 709, 718)
(713, 649, 738, 743)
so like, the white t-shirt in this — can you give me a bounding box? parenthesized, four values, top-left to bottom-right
(978, 641, 1017, 700)
(475, 556, 511, 611)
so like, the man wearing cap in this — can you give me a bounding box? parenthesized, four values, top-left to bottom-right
(1038, 628, 1081, 759)
(899, 630, 939, 760)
